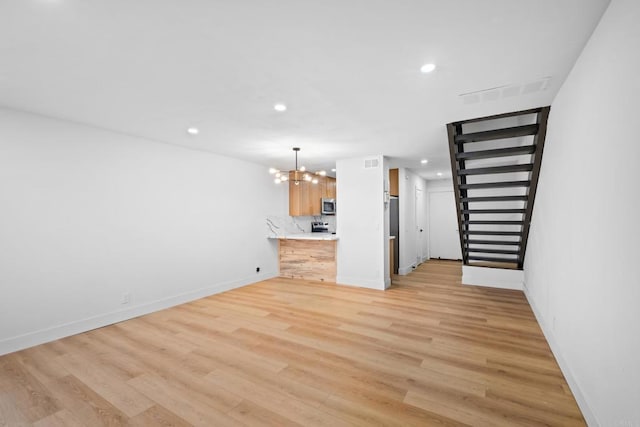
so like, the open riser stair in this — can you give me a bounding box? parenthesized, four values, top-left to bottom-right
(447, 106, 550, 270)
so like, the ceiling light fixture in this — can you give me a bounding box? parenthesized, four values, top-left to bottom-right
(274, 103, 287, 112)
(437, 172, 443, 177)
(421, 159, 428, 164)
(269, 147, 323, 185)
(187, 127, 199, 135)
(331, 168, 336, 172)
(420, 63, 436, 73)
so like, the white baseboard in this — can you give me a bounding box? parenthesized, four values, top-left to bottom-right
(462, 265, 524, 291)
(398, 265, 414, 275)
(0, 271, 278, 356)
(336, 276, 386, 291)
(524, 287, 600, 427)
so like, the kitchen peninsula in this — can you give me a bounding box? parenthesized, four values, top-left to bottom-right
(268, 233, 338, 282)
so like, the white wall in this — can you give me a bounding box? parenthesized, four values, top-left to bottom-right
(0, 109, 285, 355)
(383, 158, 391, 287)
(336, 155, 387, 289)
(397, 168, 429, 274)
(424, 177, 453, 193)
(524, 1, 639, 425)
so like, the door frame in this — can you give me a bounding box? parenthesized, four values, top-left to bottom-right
(427, 189, 461, 261)
(415, 186, 423, 265)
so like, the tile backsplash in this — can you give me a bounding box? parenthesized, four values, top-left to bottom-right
(266, 215, 337, 237)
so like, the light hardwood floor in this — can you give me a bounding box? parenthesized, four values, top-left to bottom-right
(0, 260, 585, 426)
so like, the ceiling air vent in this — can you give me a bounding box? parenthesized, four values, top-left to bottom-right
(364, 158, 379, 169)
(459, 77, 552, 104)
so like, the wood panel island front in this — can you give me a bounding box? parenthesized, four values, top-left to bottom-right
(269, 234, 338, 282)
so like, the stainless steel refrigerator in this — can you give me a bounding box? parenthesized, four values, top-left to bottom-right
(390, 197, 399, 274)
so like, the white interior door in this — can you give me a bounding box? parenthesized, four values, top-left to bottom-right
(415, 187, 425, 264)
(429, 191, 462, 260)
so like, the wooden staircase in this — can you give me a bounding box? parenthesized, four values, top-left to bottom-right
(447, 106, 550, 269)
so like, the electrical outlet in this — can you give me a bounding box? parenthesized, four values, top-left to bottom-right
(121, 292, 131, 305)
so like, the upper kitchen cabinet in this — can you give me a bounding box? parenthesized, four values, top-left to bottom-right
(389, 168, 399, 197)
(289, 175, 336, 216)
(324, 176, 336, 199)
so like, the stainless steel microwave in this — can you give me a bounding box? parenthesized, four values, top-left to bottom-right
(321, 198, 336, 215)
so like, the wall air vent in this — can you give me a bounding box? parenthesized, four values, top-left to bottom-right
(364, 158, 379, 169)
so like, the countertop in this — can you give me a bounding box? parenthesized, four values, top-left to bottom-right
(268, 232, 338, 241)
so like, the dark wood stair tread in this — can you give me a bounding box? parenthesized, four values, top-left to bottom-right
(463, 230, 521, 236)
(459, 181, 530, 190)
(465, 239, 521, 246)
(458, 164, 533, 176)
(462, 209, 526, 214)
(461, 195, 528, 203)
(456, 145, 536, 160)
(465, 248, 520, 255)
(454, 124, 539, 143)
(467, 255, 519, 263)
(463, 220, 524, 225)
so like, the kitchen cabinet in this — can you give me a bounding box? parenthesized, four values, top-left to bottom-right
(309, 179, 323, 215)
(324, 176, 336, 199)
(289, 175, 336, 216)
(277, 237, 337, 282)
(389, 168, 399, 197)
(269, 233, 338, 282)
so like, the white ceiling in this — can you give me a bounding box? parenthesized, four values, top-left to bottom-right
(0, 0, 610, 179)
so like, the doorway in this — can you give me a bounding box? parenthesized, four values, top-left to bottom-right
(389, 197, 399, 274)
(429, 191, 462, 260)
(415, 187, 427, 264)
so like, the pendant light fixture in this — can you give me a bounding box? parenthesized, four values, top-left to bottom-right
(269, 147, 326, 185)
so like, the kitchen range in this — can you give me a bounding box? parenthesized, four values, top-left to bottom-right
(311, 221, 330, 233)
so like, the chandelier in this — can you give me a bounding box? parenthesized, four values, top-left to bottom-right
(269, 147, 326, 185)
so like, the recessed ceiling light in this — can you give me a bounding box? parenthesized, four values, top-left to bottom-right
(274, 103, 287, 112)
(331, 168, 337, 172)
(420, 63, 436, 73)
(187, 127, 199, 135)
(437, 172, 443, 176)
(421, 159, 428, 164)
